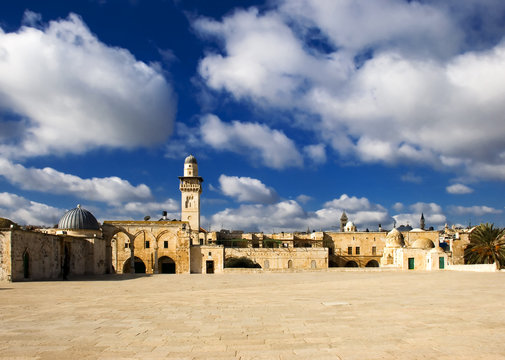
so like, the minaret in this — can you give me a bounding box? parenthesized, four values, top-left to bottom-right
(420, 213, 425, 230)
(179, 155, 203, 232)
(340, 211, 348, 232)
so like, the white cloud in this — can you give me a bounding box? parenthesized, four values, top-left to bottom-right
(296, 194, 312, 204)
(303, 144, 326, 164)
(0, 159, 151, 205)
(393, 202, 446, 228)
(194, 1, 505, 181)
(118, 198, 179, 219)
(219, 175, 278, 204)
(393, 202, 404, 212)
(446, 183, 474, 194)
(324, 194, 376, 212)
(21, 10, 42, 27)
(211, 193, 391, 232)
(401, 172, 423, 184)
(200, 114, 303, 169)
(0, 13, 176, 159)
(280, 0, 461, 58)
(449, 205, 502, 216)
(0, 192, 63, 226)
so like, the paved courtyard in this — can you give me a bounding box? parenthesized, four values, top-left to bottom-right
(1, 270, 504, 359)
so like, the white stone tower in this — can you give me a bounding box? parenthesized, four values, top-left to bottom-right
(179, 155, 203, 232)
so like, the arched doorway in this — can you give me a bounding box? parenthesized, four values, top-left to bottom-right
(158, 256, 176, 274)
(123, 257, 146, 274)
(23, 250, 30, 279)
(345, 260, 359, 267)
(288, 260, 293, 269)
(366, 260, 379, 267)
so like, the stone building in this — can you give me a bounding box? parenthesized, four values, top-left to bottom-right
(0, 155, 472, 281)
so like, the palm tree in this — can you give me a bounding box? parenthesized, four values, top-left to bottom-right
(465, 223, 505, 268)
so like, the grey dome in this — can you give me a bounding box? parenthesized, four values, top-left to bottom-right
(184, 154, 197, 164)
(58, 205, 100, 230)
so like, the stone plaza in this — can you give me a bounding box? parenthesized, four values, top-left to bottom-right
(1, 270, 504, 359)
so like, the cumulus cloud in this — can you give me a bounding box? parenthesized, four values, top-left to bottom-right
(446, 183, 474, 194)
(219, 175, 278, 203)
(303, 144, 326, 164)
(448, 205, 502, 216)
(0, 13, 176, 159)
(401, 172, 423, 184)
(296, 194, 312, 204)
(0, 159, 151, 205)
(117, 198, 179, 219)
(0, 192, 63, 226)
(194, 1, 505, 181)
(393, 202, 446, 228)
(211, 193, 391, 232)
(200, 114, 303, 169)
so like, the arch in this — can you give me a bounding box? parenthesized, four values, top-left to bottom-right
(23, 250, 30, 279)
(366, 260, 379, 267)
(328, 259, 339, 267)
(288, 260, 293, 269)
(345, 260, 359, 268)
(158, 256, 176, 274)
(133, 230, 156, 250)
(157, 230, 178, 250)
(224, 257, 261, 268)
(123, 257, 146, 274)
(311, 260, 317, 269)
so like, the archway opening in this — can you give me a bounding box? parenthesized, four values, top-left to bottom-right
(366, 260, 379, 267)
(345, 260, 359, 268)
(159, 256, 176, 274)
(123, 257, 146, 274)
(224, 257, 261, 268)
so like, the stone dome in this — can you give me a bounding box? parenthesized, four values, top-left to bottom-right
(411, 238, 435, 249)
(385, 228, 405, 248)
(345, 221, 356, 232)
(58, 205, 100, 230)
(184, 155, 197, 164)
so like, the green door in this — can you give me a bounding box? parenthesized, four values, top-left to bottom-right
(439, 257, 445, 269)
(408, 257, 415, 270)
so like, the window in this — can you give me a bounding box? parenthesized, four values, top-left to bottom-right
(355, 247, 360, 255)
(372, 246, 377, 255)
(145, 240, 150, 249)
(347, 246, 352, 255)
(164, 241, 168, 248)
(125, 242, 129, 249)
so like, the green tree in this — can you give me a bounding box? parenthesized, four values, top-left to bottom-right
(465, 223, 505, 268)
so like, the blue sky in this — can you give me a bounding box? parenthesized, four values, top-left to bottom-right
(1, 0, 505, 232)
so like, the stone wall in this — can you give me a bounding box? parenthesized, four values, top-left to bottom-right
(0, 232, 11, 281)
(105, 221, 191, 274)
(225, 248, 328, 270)
(190, 245, 224, 274)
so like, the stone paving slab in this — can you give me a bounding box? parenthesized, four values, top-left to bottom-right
(1, 271, 505, 359)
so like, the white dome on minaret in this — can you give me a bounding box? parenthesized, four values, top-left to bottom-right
(184, 154, 198, 177)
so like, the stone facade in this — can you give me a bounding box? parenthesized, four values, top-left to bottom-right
(225, 248, 328, 270)
(0, 229, 107, 281)
(104, 221, 190, 274)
